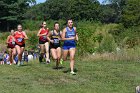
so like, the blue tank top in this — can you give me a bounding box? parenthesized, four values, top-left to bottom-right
(64, 27, 76, 46)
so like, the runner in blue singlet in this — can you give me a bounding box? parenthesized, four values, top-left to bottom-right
(62, 19, 78, 75)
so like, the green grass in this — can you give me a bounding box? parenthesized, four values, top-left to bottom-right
(0, 59, 140, 93)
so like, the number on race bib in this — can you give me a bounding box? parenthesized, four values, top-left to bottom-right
(43, 36, 47, 39)
(12, 41, 15, 45)
(17, 38, 23, 42)
(54, 39, 59, 44)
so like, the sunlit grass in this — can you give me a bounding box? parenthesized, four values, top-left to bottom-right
(0, 59, 140, 93)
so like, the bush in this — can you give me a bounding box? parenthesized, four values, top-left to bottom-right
(98, 34, 117, 53)
(0, 20, 139, 56)
(22, 20, 42, 31)
(22, 20, 66, 31)
(109, 24, 140, 48)
(22, 20, 104, 55)
(76, 21, 101, 55)
(26, 31, 38, 50)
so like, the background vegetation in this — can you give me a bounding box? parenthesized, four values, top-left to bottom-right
(0, 1, 140, 93)
(0, 0, 140, 57)
(1, 60, 140, 93)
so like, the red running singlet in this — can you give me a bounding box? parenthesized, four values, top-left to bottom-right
(14, 31, 25, 46)
(8, 35, 16, 48)
(39, 28, 49, 42)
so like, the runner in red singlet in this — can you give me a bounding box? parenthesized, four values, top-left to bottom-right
(37, 21, 50, 63)
(14, 24, 28, 66)
(6, 30, 16, 65)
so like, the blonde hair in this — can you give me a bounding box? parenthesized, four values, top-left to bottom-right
(11, 29, 14, 32)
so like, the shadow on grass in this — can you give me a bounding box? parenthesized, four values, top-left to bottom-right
(52, 66, 65, 70)
(63, 68, 78, 73)
(20, 64, 32, 67)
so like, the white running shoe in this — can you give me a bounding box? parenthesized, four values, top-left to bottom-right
(17, 61, 20, 66)
(70, 71, 76, 75)
(46, 59, 50, 64)
(60, 59, 63, 65)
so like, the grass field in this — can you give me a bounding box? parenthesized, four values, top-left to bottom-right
(0, 59, 140, 93)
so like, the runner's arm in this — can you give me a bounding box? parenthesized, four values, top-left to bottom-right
(74, 27, 78, 41)
(37, 29, 46, 37)
(6, 36, 10, 44)
(59, 31, 62, 40)
(23, 31, 28, 40)
(47, 31, 53, 43)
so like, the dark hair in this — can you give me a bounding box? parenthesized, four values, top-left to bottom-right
(40, 21, 46, 28)
(62, 18, 73, 26)
(54, 22, 59, 27)
(67, 18, 73, 23)
(40, 23, 43, 28)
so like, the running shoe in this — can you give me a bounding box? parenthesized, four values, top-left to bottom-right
(13, 60, 16, 64)
(39, 55, 43, 63)
(60, 59, 63, 65)
(17, 61, 20, 66)
(70, 71, 76, 75)
(20, 61, 24, 65)
(46, 59, 50, 64)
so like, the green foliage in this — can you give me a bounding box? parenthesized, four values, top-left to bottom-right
(0, 20, 140, 55)
(99, 5, 118, 23)
(1, 60, 140, 93)
(22, 20, 42, 31)
(0, 32, 9, 47)
(1, 0, 140, 31)
(25, 0, 100, 20)
(98, 34, 117, 53)
(76, 21, 101, 54)
(104, 0, 140, 27)
(0, 0, 36, 31)
(121, 0, 140, 27)
(24, 3, 45, 20)
(22, 19, 66, 31)
(109, 24, 140, 48)
(26, 31, 38, 49)
(2, 20, 118, 54)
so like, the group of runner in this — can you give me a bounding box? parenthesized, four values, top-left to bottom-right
(6, 19, 78, 75)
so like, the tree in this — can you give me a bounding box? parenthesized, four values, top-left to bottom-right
(121, 0, 140, 27)
(0, 0, 36, 31)
(99, 4, 118, 23)
(25, 0, 100, 21)
(101, 0, 126, 23)
(103, 0, 140, 27)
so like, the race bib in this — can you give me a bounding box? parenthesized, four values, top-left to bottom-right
(54, 39, 59, 44)
(43, 36, 47, 40)
(68, 32, 75, 38)
(12, 41, 15, 45)
(17, 38, 23, 42)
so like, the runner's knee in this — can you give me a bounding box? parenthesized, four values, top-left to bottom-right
(53, 56, 57, 60)
(63, 57, 67, 61)
(70, 56, 74, 61)
(57, 57, 60, 60)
